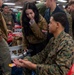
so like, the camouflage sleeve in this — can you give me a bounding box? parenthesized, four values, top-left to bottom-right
(35, 40, 74, 75)
(24, 42, 50, 63)
(30, 15, 47, 39)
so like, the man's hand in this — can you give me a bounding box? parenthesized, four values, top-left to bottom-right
(13, 59, 24, 67)
(13, 59, 37, 69)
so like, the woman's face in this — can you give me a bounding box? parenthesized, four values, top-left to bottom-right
(25, 9, 35, 20)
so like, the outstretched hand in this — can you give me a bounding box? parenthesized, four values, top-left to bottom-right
(13, 59, 37, 69)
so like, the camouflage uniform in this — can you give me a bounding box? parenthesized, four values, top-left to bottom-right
(23, 31, 74, 75)
(64, 10, 73, 38)
(2, 12, 14, 31)
(0, 12, 11, 75)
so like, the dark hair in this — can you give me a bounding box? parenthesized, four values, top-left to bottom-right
(52, 12, 68, 28)
(68, 1, 74, 6)
(65, 4, 69, 9)
(22, 2, 40, 36)
(2, 4, 8, 8)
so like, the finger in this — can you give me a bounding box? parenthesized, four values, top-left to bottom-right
(19, 59, 26, 63)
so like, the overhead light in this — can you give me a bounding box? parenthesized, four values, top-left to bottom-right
(58, 0, 67, 3)
(3, 3, 15, 5)
(36, 1, 41, 3)
(57, 4, 60, 5)
(14, 6, 23, 8)
(63, 5, 65, 8)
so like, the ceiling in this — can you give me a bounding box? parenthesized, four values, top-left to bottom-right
(3, 0, 35, 8)
(2, 0, 70, 9)
(3, 0, 70, 2)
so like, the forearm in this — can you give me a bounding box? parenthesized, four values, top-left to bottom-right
(35, 64, 67, 75)
(30, 22, 45, 39)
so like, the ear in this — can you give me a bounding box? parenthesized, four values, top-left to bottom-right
(56, 22, 60, 28)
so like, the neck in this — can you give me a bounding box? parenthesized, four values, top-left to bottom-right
(53, 29, 64, 38)
(50, 3, 56, 12)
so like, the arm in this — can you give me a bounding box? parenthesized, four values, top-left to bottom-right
(30, 15, 47, 39)
(13, 38, 74, 75)
(0, 12, 8, 40)
(24, 42, 50, 64)
(34, 40, 74, 75)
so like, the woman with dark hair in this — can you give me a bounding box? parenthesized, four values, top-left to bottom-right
(21, 2, 48, 56)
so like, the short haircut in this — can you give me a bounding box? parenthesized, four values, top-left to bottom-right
(52, 12, 68, 28)
(1, 4, 8, 8)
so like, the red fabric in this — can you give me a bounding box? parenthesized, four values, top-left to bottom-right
(7, 32, 22, 43)
(7, 33, 14, 43)
(67, 64, 74, 75)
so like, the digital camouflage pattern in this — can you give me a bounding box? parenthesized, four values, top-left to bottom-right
(23, 31, 74, 75)
(2, 12, 14, 31)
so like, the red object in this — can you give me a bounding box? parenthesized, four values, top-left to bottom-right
(67, 64, 74, 75)
(7, 31, 22, 43)
(7, 33, 14, 43)
(14, 25, 22, 29)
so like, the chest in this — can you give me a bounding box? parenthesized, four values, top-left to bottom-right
(3, 14, 12, 21)
(45, 40, 63, 64)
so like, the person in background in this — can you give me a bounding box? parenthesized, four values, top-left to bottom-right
(16, 9, 22, 25)
(2, 4, 15, 31)
(21, 2, 48, 56)
(44, 0, 69, 41)
(9, 9, 17, 23)
(68, 1, 74, 39)
(13, 12, 74, 75)
(36, 2, 46, 16)
(65, 4, 71, 13)
(64, 4, 73, 38)
(0, 0, 11, 75)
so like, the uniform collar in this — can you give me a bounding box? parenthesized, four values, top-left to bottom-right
(53, 31, 65, 44)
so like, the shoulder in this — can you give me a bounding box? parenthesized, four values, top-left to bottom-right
(61, 33, 74, 47)
(39, 14, 46, 21)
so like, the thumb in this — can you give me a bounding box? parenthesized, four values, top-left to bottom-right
(19, 59, 25, 63)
